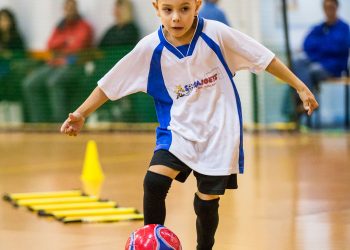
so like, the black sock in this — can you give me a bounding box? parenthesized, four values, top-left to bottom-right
(194, 193, 220, 250)
(143, 171, 173, 225)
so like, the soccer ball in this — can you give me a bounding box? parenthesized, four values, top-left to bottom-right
(125, 224, 182, 250)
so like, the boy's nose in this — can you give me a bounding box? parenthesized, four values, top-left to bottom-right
(172, 12, 180, 22)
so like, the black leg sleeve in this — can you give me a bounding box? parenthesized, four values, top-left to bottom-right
(143, 171, 173, 225)
(194, 193, 220, 250)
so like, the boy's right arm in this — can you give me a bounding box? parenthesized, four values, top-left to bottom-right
(60, 86, 108, 136)
(265, 57, 319, 115)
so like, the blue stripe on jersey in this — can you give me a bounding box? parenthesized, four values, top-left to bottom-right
(200, 32, 245, 174)
(158, 28, 184, 59)
(147, 43, 173, 151)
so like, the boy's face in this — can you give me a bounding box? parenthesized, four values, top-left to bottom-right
(153, 0, 202, 42)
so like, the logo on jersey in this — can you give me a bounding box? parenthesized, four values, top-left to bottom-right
(174, 67, 222, 99)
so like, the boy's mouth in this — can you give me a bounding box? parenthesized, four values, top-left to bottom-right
(172, 27, 184, 30)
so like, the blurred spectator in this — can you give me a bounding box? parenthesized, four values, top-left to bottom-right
(22, 0, 93, 123)
(0, 8, 24, 54)
(98, 0, 140, 49)
(285, 0, 350, 127)
(82, 0, 141, 122)
(293, 0, 349, 91)
(0, 8, 25, 102)
(199, 0, 230, 26)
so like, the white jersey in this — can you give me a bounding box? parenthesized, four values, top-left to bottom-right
(98, 18, 275, 176)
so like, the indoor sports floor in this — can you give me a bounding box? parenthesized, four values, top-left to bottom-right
(0, 131, 349, 250)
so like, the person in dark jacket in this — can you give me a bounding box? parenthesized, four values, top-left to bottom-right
(0, 8, 26, 102)
(85, 0, 141, 122)
(99, 0, 140, 49)
(0, 8, 24, 52)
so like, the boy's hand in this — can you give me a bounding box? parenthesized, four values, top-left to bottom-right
(60, 112, 86, 136)
(297, 87, 319, 116)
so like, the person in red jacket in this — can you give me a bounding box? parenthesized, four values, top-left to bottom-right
(22, 0, 93, 123)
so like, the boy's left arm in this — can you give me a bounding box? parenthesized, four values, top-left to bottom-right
(265, 57, 319, 116)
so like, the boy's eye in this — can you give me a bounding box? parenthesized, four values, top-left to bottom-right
(182, 7, 189, 12)
(162, 8, 172, 12)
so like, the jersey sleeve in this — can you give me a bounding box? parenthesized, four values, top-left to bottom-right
(217, 23, 275, 74)
(97, 37, 153, 101)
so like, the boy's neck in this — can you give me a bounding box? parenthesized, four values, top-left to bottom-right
(163, 17, 198, 47)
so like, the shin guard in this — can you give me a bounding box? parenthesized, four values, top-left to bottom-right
(143, 171, 172, 225)
(194, 193, 220, 250)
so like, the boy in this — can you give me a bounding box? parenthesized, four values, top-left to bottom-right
(61, 0, 318, 249)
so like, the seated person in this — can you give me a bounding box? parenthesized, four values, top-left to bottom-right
(99, 0, 140, 50)
(95, 0, 140, 73)
(22, 0, 93, 123)
(293, 0, 349, 92)
(286, 0, 350, 126)
(80, 0, 144, 122)
(0, 8, 26, 102)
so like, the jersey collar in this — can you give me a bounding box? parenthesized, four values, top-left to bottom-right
(158, 17, 204, 59)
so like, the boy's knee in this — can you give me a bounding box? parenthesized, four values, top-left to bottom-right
(194, 193, 220, 215)
(148, 165, 180, 179)
(143, 171, 173, 199)
(196, 191, 220, 201)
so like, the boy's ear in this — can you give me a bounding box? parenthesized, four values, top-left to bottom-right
(195, 0, 202, 15)
(152, 1, 160, 17)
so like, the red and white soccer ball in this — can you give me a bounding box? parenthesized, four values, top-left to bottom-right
(125, 224, 182, 250)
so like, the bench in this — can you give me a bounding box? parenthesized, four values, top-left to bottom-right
(320, 76, 350, 129)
